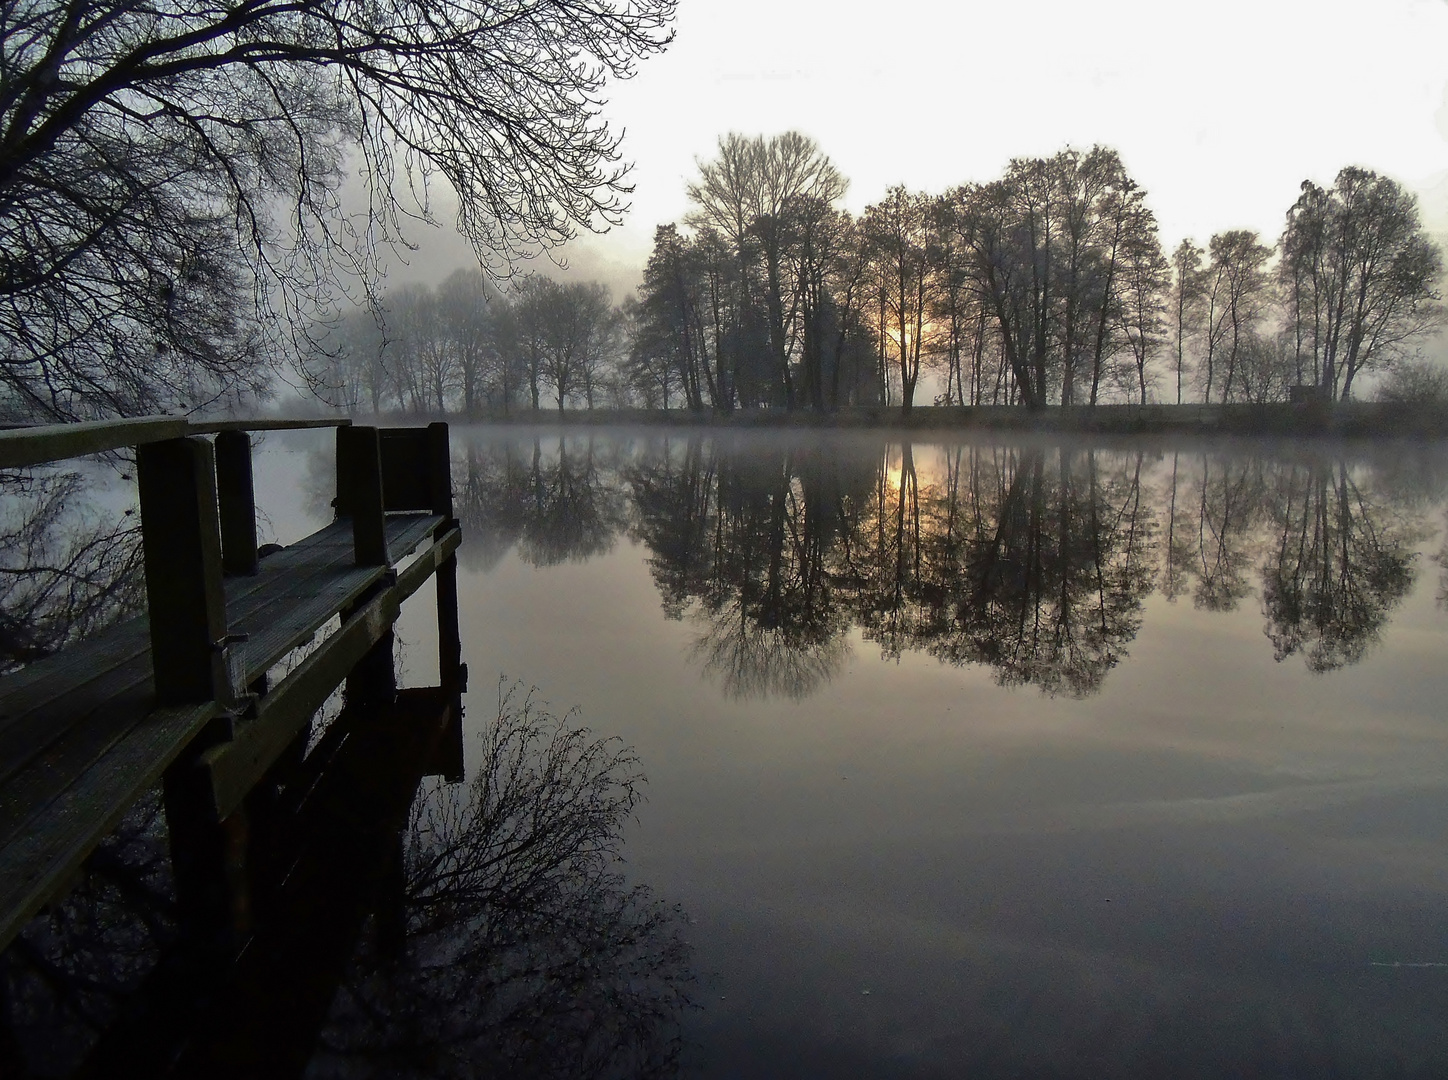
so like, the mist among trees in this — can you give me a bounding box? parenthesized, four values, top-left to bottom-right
(310, 135, 1445, 420)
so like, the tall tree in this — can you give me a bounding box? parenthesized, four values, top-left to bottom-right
(1169, 241, 1208, 404)
(687, 132, 846, 409)
(436, 269, 505, 418)
(862, 187, 934, 418)
(1202, 231, 1273, 403)
(1279, 167, 1444, 400)
(1117, 207, 1170, 404)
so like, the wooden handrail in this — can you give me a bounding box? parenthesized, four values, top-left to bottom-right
(0, 415, 351, 470)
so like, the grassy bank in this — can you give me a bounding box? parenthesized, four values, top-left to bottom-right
(394, 401, 1448, 438)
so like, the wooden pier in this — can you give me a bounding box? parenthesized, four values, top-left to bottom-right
(0, 416, 465, 955)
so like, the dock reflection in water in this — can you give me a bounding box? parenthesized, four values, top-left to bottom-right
(0, 634, 692, 1079)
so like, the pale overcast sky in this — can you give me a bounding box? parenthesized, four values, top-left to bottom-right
(412, 0, 1448, 295)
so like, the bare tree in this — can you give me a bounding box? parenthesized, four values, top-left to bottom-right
(1169, 241, 1208, 404)
(0, 0, 674, 422)
(437, 269, 505, 419)
(1202, 230, 1273, 403)
(1279, 167, 1444, 400)
(862, 186, 933, 418)
(687, 132, 846, 410)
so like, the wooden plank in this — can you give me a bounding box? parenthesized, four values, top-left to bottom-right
(0, 417, 187, 469)
(0, 520, 352, 723)
(203, 526, 460, 819)
(0, 701, 219, 953)
(224, 516, 436, 680)
(0, 521, 424, 840)
(0, 565, 380, 852)
(0, 518, 433, 750)
(0, 619, 151, 728)
(0, 663, 153, 793)
(189, 418, 350, 434)
(137, 438, 230, 705)
(230, 564, 386, 680)
(0, 683, 156, 849)
(383, 512, 443, 563)
(0, 522, 436, 828)
(0, 502, 449, 952)
(216, 430, 259, 577)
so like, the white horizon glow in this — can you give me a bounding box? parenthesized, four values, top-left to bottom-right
(395, 0, 1448, 299)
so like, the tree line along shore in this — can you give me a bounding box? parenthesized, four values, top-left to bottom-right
(305, 134, 1446, 424)
(319, 400, 1448, 439)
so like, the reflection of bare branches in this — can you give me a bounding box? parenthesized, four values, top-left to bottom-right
(690, 599, 848, 700)
(312, 682, 693, 1079)
(0, 470, 144, 674)
(1189, 458, 1263, 612)
(0, 795, 174, 1075)
(454, 437, 628, 572)
(1262, 462, 1420, 672)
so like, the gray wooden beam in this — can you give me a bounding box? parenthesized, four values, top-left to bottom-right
(0, 416, 187, 469)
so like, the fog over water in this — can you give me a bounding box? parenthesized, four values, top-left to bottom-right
(13, 428, 1432, 1073)
(245, 426, 1448, 1077)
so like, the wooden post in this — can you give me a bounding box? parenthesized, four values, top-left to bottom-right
(426, 421, 454, 518)
(215, 430, 259, 577)
(164, 718, 251, 949)
(345, 625, 397, 712)
(429, 422, 465, 782)
(337, 426, 387, 566)
(136, 436, 231, 705)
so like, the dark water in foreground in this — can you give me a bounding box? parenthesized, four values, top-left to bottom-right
(7, 426, 1448, 1077)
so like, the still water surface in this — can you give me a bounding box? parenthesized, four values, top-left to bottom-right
(256, 427, 1448, 1078)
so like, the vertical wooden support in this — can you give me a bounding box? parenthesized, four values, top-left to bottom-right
(164, 719, 250, 950)
(426, 421, 454, 519)
(215, 430, 258, 577)
(337, 425, 387, 565)
(429, 423, 461, 686)
(429, 422, 465, 782)
(345, 625, 397, 712)
(333, 423, 354, 517)
(136, 436, 229, 706)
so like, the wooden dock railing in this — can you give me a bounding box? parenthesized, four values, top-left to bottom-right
(0, 416, 465, 953)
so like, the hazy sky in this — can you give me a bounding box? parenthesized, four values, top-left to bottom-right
(412, 0, 1448, 294)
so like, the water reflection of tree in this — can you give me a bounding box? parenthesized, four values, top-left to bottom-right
(1261, 461, 1419, 672)
(0, 796, 173, 1076)
(0, 470, 143, 674)
(454, 435, 1448, 697)
(1186, 457, 1266, 612)
(1, 686, 692, 1077)
(627, 442, 865, 699)
(312, 686, 692, 1079)
(455, 437, 627, 572)
(883, 446, 1157, 698)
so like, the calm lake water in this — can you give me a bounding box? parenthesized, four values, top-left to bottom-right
(24, 425, 1446, 1077)
(248, 424, 1448, 1079)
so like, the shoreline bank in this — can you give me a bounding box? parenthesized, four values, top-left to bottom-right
(335, 401, 1448, 439)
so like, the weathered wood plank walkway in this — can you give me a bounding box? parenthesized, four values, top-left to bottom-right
(0, 417, 464, 953)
